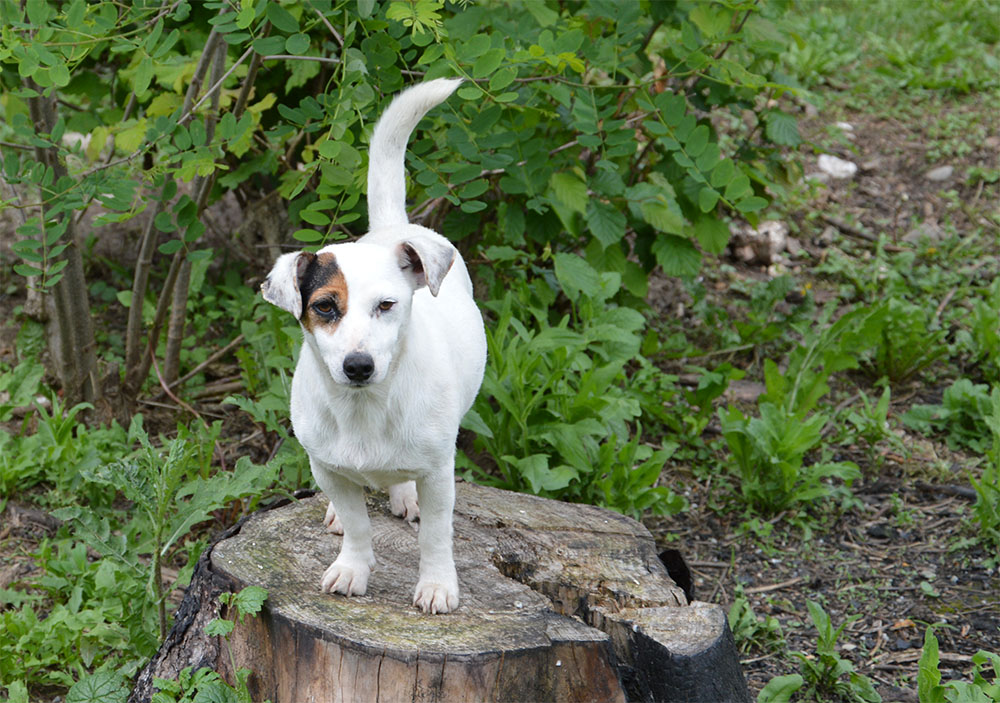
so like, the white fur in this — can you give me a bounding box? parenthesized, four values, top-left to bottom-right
(261, 78, 485, 614)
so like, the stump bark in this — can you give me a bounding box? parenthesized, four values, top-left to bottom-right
(131, 483, 750, 703)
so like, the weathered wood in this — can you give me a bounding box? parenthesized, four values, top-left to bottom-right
(132, 483, 750, 703)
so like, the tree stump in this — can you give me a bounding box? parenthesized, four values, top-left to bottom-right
(131, 483, 750, 703)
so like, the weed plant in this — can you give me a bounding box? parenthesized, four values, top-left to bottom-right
(757, 601, 881, 703)
(728, 586, 786, 656)
(918, 627, 1000, 703)
(464, 256, 685, 518)
(903, 379, 996, 454)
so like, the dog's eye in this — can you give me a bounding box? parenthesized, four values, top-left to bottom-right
(377, 300, 395, 313)
(312, 300, 337, 316)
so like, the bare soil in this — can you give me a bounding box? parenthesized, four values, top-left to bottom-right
(645, 89, 999, 701)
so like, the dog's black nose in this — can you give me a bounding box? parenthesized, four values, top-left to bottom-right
(343, 352, 375, 383)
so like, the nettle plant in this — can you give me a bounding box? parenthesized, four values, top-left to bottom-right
(1, 0, 798, 501)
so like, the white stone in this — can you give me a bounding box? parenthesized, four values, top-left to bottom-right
(817, 154, 858, 179)
(834, 121, 854, 131)
(925, 165, 954, 181)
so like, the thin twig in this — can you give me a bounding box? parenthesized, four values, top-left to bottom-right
(150, 348, 204, 425)
(261, 54, 341, 64)
(744, 576, 805, 595)
(187, 46, 254, 118)
(308, 0, 343, 46)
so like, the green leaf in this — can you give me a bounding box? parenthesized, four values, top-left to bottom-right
(461, 408, 494, 438)
(13, 263, 44, 277)
(473, 49, 505, 78)
(4, 681, 28, 703)
(489, 68, 516, 91)
(134, 56, 153, 95)
(698, 187, 720, 213)
(736, 196, 768, 213)
(684, 124, 710, 157)
(710, 159, 735, 188)
(358, 0, 376, 18)
(266, 3, 299, 33)
(204, 618, 235, 637)
(641, 199, 685, 234)
(918, 628, 946, 703)
(285, 33, 310, 55)
(694, 216, 730, 254)
(554, 252, 601, 302)
(756, 674, 804, 703)
(253, 35, 286, 54)
(525, 1, 559, 26)
(689, 4, 730, 38)
(764, 111, 801, 147)
(550, 172, 588, 214)
(586, 201, 626, 249)
(231, 585, 268, 620)
(654, 92, 686, 127)
(300, 209, 331, 226)
(652, 234, 701, 278)
(66, 669, 128, 703)
(293, 228, 323, 242)
(158, 239, 183, 255)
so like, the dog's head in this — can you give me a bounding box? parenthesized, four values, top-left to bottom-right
(261, 231, 455, 387)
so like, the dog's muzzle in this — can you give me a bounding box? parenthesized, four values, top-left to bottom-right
(343, 351, 375, 385)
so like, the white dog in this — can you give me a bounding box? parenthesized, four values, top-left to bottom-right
(261, 79, 486, 614)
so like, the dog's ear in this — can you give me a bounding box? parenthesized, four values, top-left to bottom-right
(261, 251, 315, 318)
(396, 236, 455, 297)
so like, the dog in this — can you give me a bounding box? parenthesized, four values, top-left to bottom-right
(260, 78, 486, 614)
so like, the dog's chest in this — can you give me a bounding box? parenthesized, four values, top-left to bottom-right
(293, 388, 448, 475)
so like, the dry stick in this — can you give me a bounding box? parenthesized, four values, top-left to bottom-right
(308, 0, 344, 46)
(147, 316, 261, 402)
(150, 347, 204, 426)
(820, 213, 908, 253)
(125, 24, 225, 392)
(743, 576, 805, 595)
(164, 41, 227, 384)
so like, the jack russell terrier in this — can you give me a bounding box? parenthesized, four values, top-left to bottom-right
(261, 78, 486, 614)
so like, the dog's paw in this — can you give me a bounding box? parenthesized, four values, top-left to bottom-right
(389, 481, 419, 526)
(323, 501, 344, 534)
(413, 578, 459, 614)
(320, 558, 372, 596)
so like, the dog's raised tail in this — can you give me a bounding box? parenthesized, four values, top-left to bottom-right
(367, 78, 462, 231)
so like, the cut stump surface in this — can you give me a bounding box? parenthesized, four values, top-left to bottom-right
(131, 482, 749, 703)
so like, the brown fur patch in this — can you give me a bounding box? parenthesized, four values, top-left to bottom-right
(299, 252, 348, 333)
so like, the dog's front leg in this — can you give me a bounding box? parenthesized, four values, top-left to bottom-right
(314, 470, 375, 596)
(413, 471, 458, 614)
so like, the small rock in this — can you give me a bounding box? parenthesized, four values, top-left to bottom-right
(818, 154, 858, 179)
(805, 171, 832, 184)
(834, 121, 854, 131)
(903, 221, 946, 244)
(986, 136, 1000, 150)
(860, 157, 883, 172)
(729, 220, 789, 265)
(925, 165, 954, 181)
(804, 102, 819, 118)
(867, 524, 898, 539)
(893, 637, 913, 651)
(785, 236, 803, 258)
(817, 225, 836, 247)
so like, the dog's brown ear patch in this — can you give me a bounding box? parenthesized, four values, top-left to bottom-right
(299, 253, 348, 332)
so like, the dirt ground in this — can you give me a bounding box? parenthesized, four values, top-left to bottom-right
(645, 91, 999, 700)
